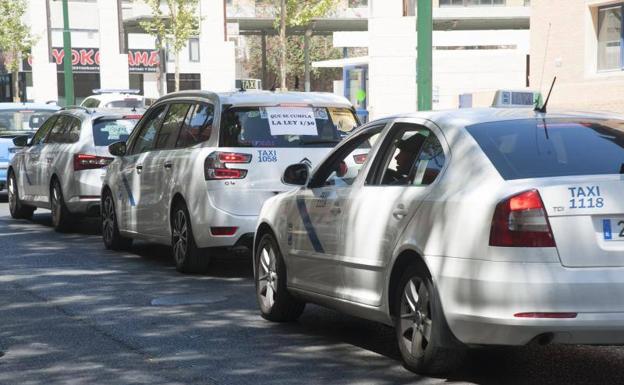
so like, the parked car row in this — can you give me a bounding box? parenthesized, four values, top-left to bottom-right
(5, 91, 624, 375)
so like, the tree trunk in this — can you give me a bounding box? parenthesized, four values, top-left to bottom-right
(12, 67, 20, 103)
(175, 50, 180, 92)
(156, 45, 165, 97)
(279, 0, 287, 91)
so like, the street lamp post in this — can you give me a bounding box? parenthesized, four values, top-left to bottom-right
(416, 0, 432, 111)
(62, 0, 75, 106)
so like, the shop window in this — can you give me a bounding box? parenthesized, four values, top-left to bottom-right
(597, 4, 623, 71)
(166, 73, 201, 93)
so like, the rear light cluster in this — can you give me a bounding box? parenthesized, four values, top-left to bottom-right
(210, 227, 238, 236)
(204, 151, 252, 180)
(353, 153, 367, 164)
(489, 189, 556, 247)
(73, 154, 113, 171)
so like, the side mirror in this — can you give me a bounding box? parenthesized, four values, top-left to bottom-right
(12, 135, 29, 147)
(108, 141, 127, 157)
(282, 163, 310, 186)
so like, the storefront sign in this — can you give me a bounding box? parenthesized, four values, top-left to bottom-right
(24, 48, 161, 73)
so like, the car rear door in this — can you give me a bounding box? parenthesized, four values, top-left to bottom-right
(339, 120, 450, 306)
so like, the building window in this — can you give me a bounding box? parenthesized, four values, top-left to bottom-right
(348, 0, 368, 7)
(597, 4, 623, 71)
(189, 38, 200, 62)
(166, 42, 174, 62)
(439, 0, 505, 6)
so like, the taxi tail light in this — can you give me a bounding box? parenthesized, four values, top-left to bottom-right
(210, 227, 238, 236)
(353, 153, 367, 164)
(514, 312, 577, 319)
(204, 151, 251, 180)
(73, 153, 113, 171)
(489, 189, 556, 247)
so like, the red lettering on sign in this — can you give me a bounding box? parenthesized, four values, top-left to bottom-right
(148, 51, 160, 66)
(52, 49, 64, 65)
(71, 50, 80, 65)
(80, 49, 94, 65)
(94, 51, 100, 65)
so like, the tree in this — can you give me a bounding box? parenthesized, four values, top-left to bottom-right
(273, 0, 338, 90)
(140, 0, 200, 94)
(245, 34, 342, 92)
(0, 0, 36, 102)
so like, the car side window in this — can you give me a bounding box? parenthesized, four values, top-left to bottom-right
(65, 117, 82, 143)
(308, 126, 383, 188)
(411, 134, 446, 186)
(155, 103, 191, 150)
(46, 115, 71, 144)
(129, 104, 167, 155)
(30, 115, 58, 145)
(176, 102, 214, 148)
(372, 123, 445, 186)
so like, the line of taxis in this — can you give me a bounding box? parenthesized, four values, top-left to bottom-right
(4, 91, 624, 374)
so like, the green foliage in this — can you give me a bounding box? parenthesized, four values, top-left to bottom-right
(140, 0, 200, 53)
(0, 0, 36, 73)
(245, 34, 342, 91)
(283, 0, 338, 27)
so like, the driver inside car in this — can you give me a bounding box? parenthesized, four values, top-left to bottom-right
(383, 132, 426, 185)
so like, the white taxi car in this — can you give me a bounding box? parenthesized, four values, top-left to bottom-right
(254, 108, 624, 374)
(101, 90, 359, 274)
(8, 108, 140, 231)
(81, 89, 146, 110)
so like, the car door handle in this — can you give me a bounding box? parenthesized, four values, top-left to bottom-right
(163, 161, 173, 169)
(392, 204, 408, 219)
(330, 207, 342, 215)
(136, 164, 143, 174)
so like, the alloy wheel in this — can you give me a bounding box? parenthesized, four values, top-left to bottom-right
(8, 175, 16, 213)
(257, 243, 278, 310)
(399, 277, 433, 359)
(172, 210, 188, 264)
(102, 196, 115, 245)
(51, 184, 61, 225)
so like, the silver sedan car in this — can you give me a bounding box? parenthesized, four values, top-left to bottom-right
(253, 108, 624, 374)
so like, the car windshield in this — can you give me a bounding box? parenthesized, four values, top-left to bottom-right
(0, 109, 56, 137)
(92, 118, 138, 146)
(105, 99, 144, 109)
(466, 118, 624, 180)
(220, 106, 359, 148)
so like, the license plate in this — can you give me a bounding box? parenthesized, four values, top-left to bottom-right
(603, 218, 624, 241)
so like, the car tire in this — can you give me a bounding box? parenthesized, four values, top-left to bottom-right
(7, 172, 35, 220)
(101, 190, 133, 251)
(255, 233, 305, 322)
(171, 201, 210, 274)
(50, 179, 74, 233)
(394, 264, 463, 375)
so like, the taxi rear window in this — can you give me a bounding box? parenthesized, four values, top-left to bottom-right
(92, 119, 137, 146)
(466, 118, 624, 180)
(220, 106, 359, 148)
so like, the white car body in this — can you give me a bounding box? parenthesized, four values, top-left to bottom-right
(101, 90, 360, 268)
(255, 108, 624, 353)
(81, 92, 145, 110)
(8, 109, 138, 216)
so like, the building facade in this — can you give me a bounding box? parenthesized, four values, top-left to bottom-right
(530, 0, 624, 114)
(6, 0, 235, 104)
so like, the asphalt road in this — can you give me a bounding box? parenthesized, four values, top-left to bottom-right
(1, 198, 624, 385)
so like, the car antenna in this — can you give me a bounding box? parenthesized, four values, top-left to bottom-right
(536, 76, 556, 114)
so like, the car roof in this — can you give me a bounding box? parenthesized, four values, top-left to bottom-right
(375, 107, 624, 131)
(157, 90, 353, 108)
(53, 107, 137, 122)
(0, 102, 60, 111)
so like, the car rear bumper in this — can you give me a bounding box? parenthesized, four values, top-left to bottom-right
(425, 255, 624, 346)
(65, 169, 105, 214)
(189, 197, 257, 249)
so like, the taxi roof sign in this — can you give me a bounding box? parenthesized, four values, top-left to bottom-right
(492, 90, 542, 108)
